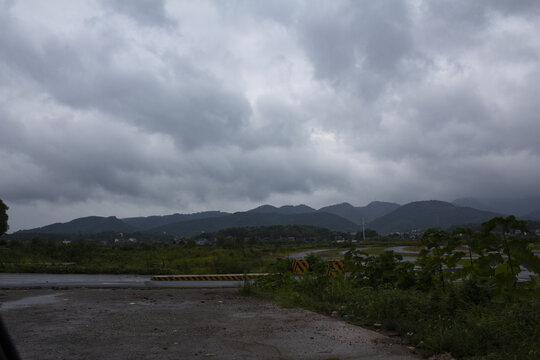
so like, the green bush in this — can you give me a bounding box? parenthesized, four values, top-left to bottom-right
(252, 244, 540, 359)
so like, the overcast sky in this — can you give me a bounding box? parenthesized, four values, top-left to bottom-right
(1, 0, 540, 231)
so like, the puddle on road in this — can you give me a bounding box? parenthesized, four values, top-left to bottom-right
(1, 293, 63, 311)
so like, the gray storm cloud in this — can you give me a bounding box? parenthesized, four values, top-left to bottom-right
(1, 0, 540, 231)
(103, 0, 175, 27)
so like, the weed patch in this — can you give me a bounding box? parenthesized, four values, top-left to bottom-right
(252, 217, 540, 359)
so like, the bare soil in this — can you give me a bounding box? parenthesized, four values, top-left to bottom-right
(0, 288, 419, 359)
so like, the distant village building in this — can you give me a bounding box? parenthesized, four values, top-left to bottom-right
(114, 237, 137, 244)
(195, 238, 211, 246)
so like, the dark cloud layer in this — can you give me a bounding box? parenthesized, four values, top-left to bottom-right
(103, 0, 175, 27)
(1, 0, 540, 231)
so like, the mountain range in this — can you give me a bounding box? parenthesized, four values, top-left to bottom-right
(20, 216, 136, 234)
(18, 198, 540, 237)
(451, 196, 540, 217)
(368, 201, 502, 234)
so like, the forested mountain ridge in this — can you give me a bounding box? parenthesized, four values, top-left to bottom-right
(149, 211, 360, 237)
(19, 216, 136, 234)
(122, 211, 230, 230)
(17, 200, 520, 236)
(368, 200, 502, 234)
(318, 201, 400, 224)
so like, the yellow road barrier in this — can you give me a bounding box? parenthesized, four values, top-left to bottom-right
(151, 273, 270, 281)
(292, 259, 310, 274)
(327, 260, 345, 278)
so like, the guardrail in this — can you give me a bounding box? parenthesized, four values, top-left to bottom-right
(152, 259, 346, 281)
(151, 273, 270, 281)
(291, 259, 345, 277)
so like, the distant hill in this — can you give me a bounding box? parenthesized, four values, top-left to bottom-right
(122, 211, 229, 230)
(452, 197, 540, 217)
(149, 211, 359, 237)
(17, 199, 516, 236)
(318, 203, 359, 223)
(524, 209, 540, 221)
(368, 200, 501, 235)
(20, 216, 136, 234)
(452, 197, 489, 211)
(361, 201, 402, 221)
(247, 204, 316, 214)
(318, 201, 400, 224)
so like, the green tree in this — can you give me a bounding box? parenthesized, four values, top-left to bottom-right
(482, 216, 527, 277)
(452, 227, 475, 267)
(345, 250, 416, 289)
(234, 233, 245, 249)
(0, 199, 8, 236)
(417, 229, 463, 290)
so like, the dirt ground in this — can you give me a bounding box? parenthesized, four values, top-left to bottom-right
(0, 287, 420, 360)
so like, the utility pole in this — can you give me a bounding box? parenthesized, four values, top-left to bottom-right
(362, 217, 366, 242)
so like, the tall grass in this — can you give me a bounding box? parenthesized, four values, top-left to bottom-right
(252, 220, 540, 359)
(252, 273, 540, 359)
(0, 240, 302, 274)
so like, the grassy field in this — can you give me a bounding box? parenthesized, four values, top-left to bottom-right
(0, 237, 428, 275)
(0, 240, 322, 275)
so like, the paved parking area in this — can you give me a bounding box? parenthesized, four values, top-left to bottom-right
(0, 288, 419, 360)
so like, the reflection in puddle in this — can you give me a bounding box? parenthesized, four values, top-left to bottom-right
(1, 293, 63, 311)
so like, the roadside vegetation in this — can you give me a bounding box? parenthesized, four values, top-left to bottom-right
(249, 216, 540, 359)
(0, 224, 399, 274)
(0, 239, 309, 275)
